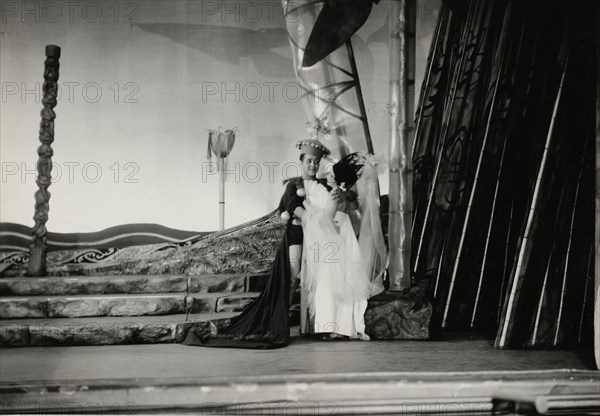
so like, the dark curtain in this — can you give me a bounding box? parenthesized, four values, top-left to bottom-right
(413, 0, 596, 348)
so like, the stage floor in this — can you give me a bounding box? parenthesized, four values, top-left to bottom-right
(1, 332, 598, 415)
(1, 332, 595, 382)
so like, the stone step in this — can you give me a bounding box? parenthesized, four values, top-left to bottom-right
(0, 292, 261, 319)
(0, 273, 268, 296)
(0, 312, 239, 347)
(0, 293, 187, 319)
(0, 288, 435, 347)
(189, 273, 267, 293)
(186, 292, 260, 314)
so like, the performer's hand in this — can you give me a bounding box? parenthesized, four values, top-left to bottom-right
(326, 172, 337, 189)
(330, 188, 343, 203)
(293, 206, 306, 219)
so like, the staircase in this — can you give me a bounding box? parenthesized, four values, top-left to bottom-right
(0, 202, 433, 346)
(0, 273, 268, 347)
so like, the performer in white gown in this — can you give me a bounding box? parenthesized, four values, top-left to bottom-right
(183, 142, 386, 348)
(299, 152, 385, 339)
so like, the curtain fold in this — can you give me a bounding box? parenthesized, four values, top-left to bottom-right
(413, 0, 596, 348)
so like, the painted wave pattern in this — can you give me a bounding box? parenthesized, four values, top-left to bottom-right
(0, 211, 280, 273)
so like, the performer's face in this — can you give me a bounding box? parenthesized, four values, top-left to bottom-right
(301, 154, 320, 179)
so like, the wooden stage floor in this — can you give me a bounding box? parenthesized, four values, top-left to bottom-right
(1, 332, 595, 381)
(1, 332, 598, 414)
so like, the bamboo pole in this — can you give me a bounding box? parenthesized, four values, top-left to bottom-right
(594, 3, 600, 369)
(470, 136, 509, 328)
(497, 54, 569, 348)
(442, 3, 512, 327)
(411, 5, 445, 162)
(553, 134, 590, 345)
(28, 45, 60, 277)
(413, 4, 474, 274)
(530, 249, 553, 346)
(471, 4, 531, 329)
(497, 200, 514, 325)
(577, 246, 593, 344)
(411, 6, 447, 237)
(433, 236, 446, 298)
(388, 0, 415, 290)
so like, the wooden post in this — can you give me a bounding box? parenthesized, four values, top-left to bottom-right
(388, 0, 415, 291)
(27, 45, 60, 277)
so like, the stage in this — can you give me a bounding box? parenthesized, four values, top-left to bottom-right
(1, 332, 597, 414)
(0, 0, 598, 414)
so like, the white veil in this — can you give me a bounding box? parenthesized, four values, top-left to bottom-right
(355, 155, 387, 297)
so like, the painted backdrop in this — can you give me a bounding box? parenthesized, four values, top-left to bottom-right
(1, 0, 440, 233)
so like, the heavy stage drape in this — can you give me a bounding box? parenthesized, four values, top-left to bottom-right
(413, 0, 596, 348)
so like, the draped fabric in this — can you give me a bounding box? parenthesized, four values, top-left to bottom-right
(357, 162, 388, 291)
(182, 233, 290, 349)
(281, 0, 374, 157)
(413, 0, 596, 348)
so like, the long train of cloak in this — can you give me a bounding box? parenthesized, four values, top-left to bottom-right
(182, 233, 291, 349)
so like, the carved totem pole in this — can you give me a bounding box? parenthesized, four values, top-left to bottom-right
(27, 45, 60, 276)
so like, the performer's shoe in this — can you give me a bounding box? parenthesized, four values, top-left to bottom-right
(327, 333, 349, 340)
(348, 332, 370, 341)
(357, 332, 370, 341)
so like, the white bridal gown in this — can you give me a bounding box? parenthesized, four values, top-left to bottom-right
(300, 179, 379, 339)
